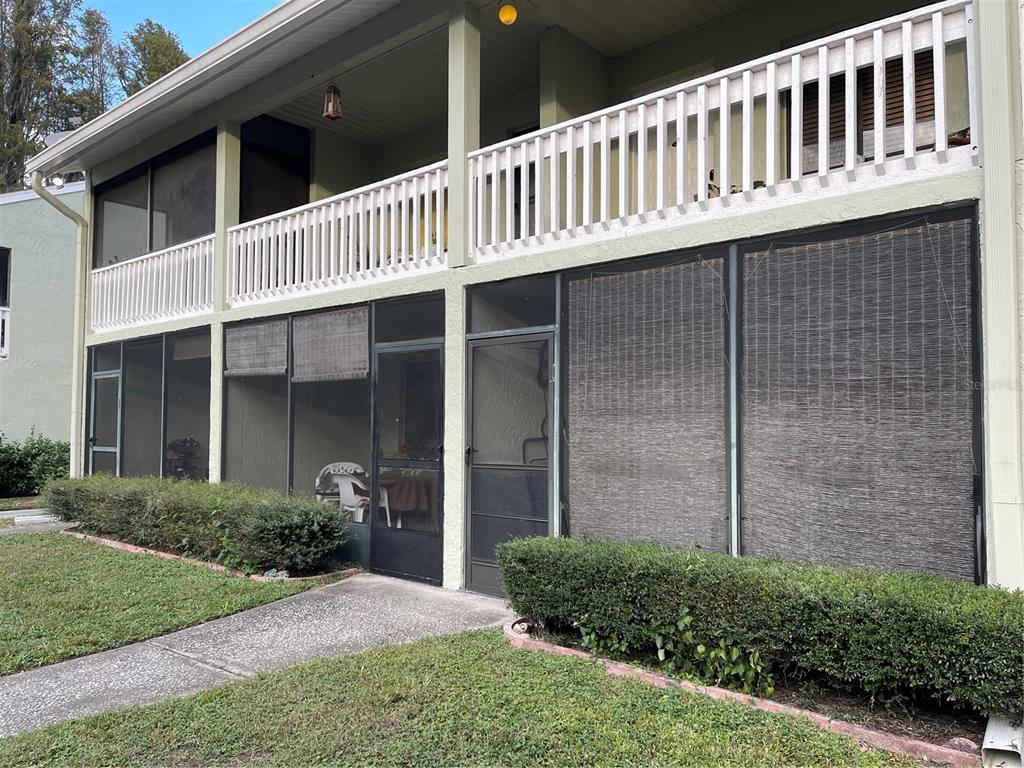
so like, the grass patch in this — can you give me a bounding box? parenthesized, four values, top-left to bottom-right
(0, 533, 319, 675)
(0, 496, 42, 511)
(0, 518, 12, 528)
(0, 630, 914, 767)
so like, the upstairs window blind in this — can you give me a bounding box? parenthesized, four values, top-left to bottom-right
(567, 258, 729, 551)
(291, 306, 369, 383)
(224, 319, 288, 378)
(740, 218, 976, 580)
(802, 51, 937, 162)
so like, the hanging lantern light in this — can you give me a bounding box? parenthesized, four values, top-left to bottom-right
(322, 84, 343, 120)
(498, 1, 518, 26)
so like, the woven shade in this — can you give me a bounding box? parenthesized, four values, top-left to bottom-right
(224, 320, 288, 378)
(567, 258, 729, 551)
(291, 307, 368, 383)
(741, 218, 976, 580)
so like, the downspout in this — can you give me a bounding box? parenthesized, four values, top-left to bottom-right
(31, 170, 89, 478)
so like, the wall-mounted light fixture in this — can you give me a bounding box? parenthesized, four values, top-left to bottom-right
(498, 1, 518, 26)
(322, 84, 343, 120)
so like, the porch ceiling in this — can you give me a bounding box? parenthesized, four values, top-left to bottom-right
(509, 0, 765, 58)
(272, 9, 543, 145)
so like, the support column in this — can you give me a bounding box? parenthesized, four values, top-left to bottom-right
(440, 2, 479, 589)
(208, 122, 240, 483)
(446, 0, 480, 269)
(975, 0, 1024, 589)
(442, 281, 466, 589)
(539, 27, 609, 128)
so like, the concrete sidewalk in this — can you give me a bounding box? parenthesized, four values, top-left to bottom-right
(0, 573, 513, 738)
(0, 508, 73, 535)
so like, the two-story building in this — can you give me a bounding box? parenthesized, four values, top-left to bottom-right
(26, 0, 1024, 593)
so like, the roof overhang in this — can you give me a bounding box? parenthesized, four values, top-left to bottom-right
(27, 0, 402, 176)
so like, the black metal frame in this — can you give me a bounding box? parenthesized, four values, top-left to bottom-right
(219, 294, 446, 583)
(87, 328, 211, 479)
(369, 335, 446, 584)
(464, 329, 557, 595)
(87, 343, 122, 475)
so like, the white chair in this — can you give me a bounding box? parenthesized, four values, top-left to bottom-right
(314, 462, 392, 526)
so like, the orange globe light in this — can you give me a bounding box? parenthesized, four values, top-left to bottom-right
(498, 2, 518, 25)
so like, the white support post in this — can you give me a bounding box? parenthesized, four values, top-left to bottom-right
(209, 122, 239, 484)
(442, 0, 479, 590)
(446, 0, 480, 267)
(975, 0, 1024, 589)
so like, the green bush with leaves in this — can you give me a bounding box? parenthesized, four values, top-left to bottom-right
(44, 475, 349, 575)
(0, 431, 70, 497)
(497, 536, 1024, 721)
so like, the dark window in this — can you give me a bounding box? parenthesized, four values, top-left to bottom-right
(86, 330, 211, 481)
(165, 332, 212, 480)
(374, 294, 444, 343)
(92, 132, 216, 268)
(468, 275, 556, 334)
(122, 339, 164, 477)
(240, 115, 310, 223)
(0, 247, 10, 307)
(93, 342, 121, 372)
(151, 138, 216, 251)
(93, 166, 150, 267)
(223, 319, 289, 492)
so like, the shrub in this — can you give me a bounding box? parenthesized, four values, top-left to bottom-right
(0, 431, 70, 497)
(44, 475, 349, 574)
(497, 536, 1024, 721)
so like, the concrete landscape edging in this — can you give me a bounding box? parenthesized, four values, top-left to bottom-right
(503, 621, 980, 768)
(59, 529, 359, 582)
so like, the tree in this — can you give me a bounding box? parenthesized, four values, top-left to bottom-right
(0, 0, 80, 190)
(68, 6, 114, 121)
(114, 19, 187, 98)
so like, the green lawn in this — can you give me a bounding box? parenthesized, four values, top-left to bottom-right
(0, 533, 318, 675)
(0, 517, 12, 527)
(0, 631, 914, 768)
(0, 496, 43, 511)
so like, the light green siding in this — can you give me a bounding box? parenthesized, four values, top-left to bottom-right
(0, 186, 81, 442)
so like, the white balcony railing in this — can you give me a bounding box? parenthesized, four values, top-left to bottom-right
(468, 0, 975, 261)
(228, 160, 449, 307)
(91, 234, 214, 332)
(0, 307, 9, 358)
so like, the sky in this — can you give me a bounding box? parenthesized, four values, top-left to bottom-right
(86, 0, 282, 56)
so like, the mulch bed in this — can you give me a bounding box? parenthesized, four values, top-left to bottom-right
(771, 680, 985, 751)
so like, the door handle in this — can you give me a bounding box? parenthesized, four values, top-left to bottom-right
(465, 446, 477, 464)
(88, 436, 97, 447)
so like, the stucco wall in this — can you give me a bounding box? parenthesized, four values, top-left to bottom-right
(0, 186, 80, 442)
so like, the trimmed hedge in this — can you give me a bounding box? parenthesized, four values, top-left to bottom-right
(0, 432, 70, 497)
(44, 475, 348, 575)
(497, 536, 1024, 721)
